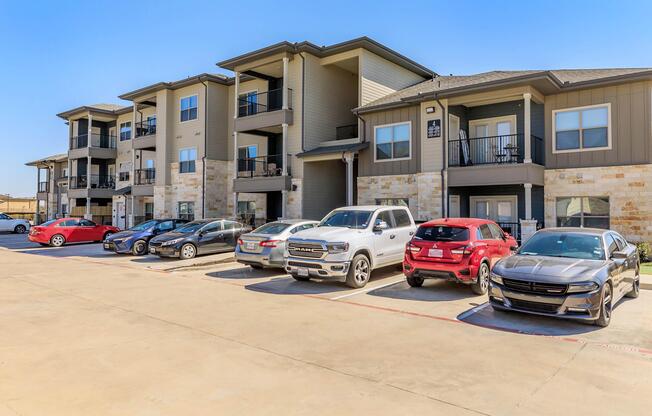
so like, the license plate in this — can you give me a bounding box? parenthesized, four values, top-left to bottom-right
(245, 242, 256, 251)
(149, 247, 156, 254)
(103, 243, 111, 249)
(297, 268, 309, 277)
(428, 249, 443, 258)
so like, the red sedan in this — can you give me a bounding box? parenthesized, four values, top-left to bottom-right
(403, 218, 518, 295)
(28, 218, 119, 247)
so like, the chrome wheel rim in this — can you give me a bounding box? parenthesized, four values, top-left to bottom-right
(135, 241, 145, 254)
(603, 285, 612, 321)
(479, 265, 489, 291)
(354, 258, 369, 284)
(52, 235, 64, 246)
(16, 225, 25, 233)
(182, 245, 195, 258)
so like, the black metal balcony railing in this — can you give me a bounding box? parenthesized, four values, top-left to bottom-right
(135, 120, 157, 137)
(448, 134, 544, 167)
(238, 88, 293, 117)
(336, 124, 358, 140)
(118, 172, 130, 182)
(237, 154, 289, 178)
(135, 168, 156, 185)
(70, 134, 117, 150)
(69, 175, 115, 190)
(38, 182, 49, 193)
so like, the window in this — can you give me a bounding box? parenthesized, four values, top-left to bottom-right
(155, 220, 174, 232)
(61, 204, 68, 216)
(179, 148, 197, 173)
(0, 214, 9, 220)
(392, 209, 412, 227)
(58, 219, 79, 227)
(416, 225, 469, 242)
(376, 198, 409, 207)
(201, 222, 221, 233)
(180, 95, 198, 122)
(478, 224, 494, 240)
(374, 122, 411, 161)
(145, 202, 154, 220)
(223, 220, 237, 230)
(238, 145, 257, 172)
(120, 122, 132, 141)
(79, 219, 96, 227)
(238, 91, 258, 117)
(556, 197, 610, 229)
(488, 223, 505, 240)
(178, 202, 195, 221)
(604, 233, 619, 257)
(613, 233, 628, 251)
(553, 104, 610, 152)
(291, 223, 316, 234)
(376, 211, 395, 228)
(61, 167, 68, 178)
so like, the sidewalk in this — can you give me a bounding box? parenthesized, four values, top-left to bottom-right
(641, 273, 652, 290)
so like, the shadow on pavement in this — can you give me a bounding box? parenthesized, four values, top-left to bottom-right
(14, 243, 114, 259)
(245, 277, 349, 296)
(206, 266, 284, 280)
(367, 279, 477, 302)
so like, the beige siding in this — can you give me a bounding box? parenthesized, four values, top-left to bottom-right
(205, 81, 230, 161)
(419, 99, 446, 172)
(545, 81, 652, 168)
(359, 49, 425, 106)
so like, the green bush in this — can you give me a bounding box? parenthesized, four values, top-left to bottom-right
(636, 242, 651, 262)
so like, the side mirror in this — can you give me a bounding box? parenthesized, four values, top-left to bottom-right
(373, 220, 389, 232)
(611, 250, 628, 260)
(510, 245, 518, 252)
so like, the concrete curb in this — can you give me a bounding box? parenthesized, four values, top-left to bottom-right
(641, 274, 652, 290)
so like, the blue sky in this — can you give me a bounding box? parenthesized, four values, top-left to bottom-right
(1, 0, 652, 197)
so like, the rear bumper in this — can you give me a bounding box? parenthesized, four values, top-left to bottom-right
(403, 256, 478, 284)
(235, 246, 284, 267)
(489, 282, 602, 320)
(284, 256, 351, 281)
(28, 234, 48, 244)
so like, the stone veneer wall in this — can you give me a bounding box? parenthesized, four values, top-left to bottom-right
(357, 172, 442, 221)
(544, 164, 652, 242)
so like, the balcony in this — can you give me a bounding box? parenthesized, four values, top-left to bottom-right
(234, 88, 293, 132)
(233, 154, 291, 193)
(133, 121, 157, 150)
(133, 168, 155, 196)
(38, 182, 49, 193)
(118, 172, 130, 182)
(447, 134, 545, 187)
(67, 175, 115, 199)
(336, 124, 359, 141)
(69, 134, 117, 159)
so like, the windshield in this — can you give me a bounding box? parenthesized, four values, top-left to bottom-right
(41, 220, 57, 227)
(415, 225, 469, 242)
(319, 210, 372, 229)
(173, 221, 205, 233)
(253, 222, 291, 235)
(518, 232, 605, 260)
(130, 220, 158, 231)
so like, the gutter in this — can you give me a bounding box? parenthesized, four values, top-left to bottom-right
(434, 95, 447, 218)
(198, 77, 208, 218)
(298, 51, 306, 151)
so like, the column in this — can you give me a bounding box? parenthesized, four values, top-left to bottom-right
(35, 168, 41, 224)
(282, 57, 289, 110)
(344, 153, 354, 206)
(86, 113, 92, 219)
(281, 122, 289, 219)
(233, 192, 239, 219)
(524, 182, 532, 219)
(233, 71, 240, 220)
(523, 92, 532, 163)
(234, 71, 240, 117)
(281, 190, 288, 219)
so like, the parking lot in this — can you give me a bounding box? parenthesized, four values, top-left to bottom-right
(1, 232, 652, 415)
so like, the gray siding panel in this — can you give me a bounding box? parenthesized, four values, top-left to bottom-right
(358, 105, 420, 177)
(302, 160, 346, 220)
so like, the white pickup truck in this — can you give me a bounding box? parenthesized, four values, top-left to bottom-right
(285, 205, 417, 288)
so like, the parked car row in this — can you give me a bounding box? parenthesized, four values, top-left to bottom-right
(24, 204, 640, 328)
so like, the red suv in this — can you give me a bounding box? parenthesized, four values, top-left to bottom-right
(29, 218, 119, 247)
(402, 218, 518, 295)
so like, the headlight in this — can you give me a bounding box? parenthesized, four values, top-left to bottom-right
(489, 272, 503, 285)
(162, 238, 184, 246)
(326, 242, 349, 254)
(567, 282, 600, 293)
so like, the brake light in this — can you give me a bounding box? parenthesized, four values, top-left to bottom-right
(260, 240, 280, 248)
(452, 243, 476, 256)
(406, 242, 421, 254)
(237, 239, 243, 245)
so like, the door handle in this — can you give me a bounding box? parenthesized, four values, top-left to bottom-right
(390, 234, 396, 239)
(409, 231, 414, 236)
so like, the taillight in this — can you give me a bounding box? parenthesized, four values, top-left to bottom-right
(452, 243, 476, 256)
(406, 242, 421, 254)
(260, 240, 280, 248)
(237, 239, 243, 245)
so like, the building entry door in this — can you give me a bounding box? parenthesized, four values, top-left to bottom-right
(116, 201, 126, 229)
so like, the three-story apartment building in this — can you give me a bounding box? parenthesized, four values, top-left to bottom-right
(25, 153, 69, 222)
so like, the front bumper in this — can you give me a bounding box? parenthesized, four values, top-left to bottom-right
(284, 256, 351, 281)
(489, 282, 602, 320)
(103, 239, 133, 254)
(148, 245, 180, 257)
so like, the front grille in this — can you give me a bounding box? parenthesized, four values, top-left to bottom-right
(503, 278, 567, 295)
(507, 298, 560, 314)
(287, 242, 326, 259)
(288, 261, 322, 269)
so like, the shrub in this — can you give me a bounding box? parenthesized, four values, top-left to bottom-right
(636, 242, 651, 262)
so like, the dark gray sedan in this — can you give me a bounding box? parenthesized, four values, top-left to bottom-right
(489, 228, 640, 327)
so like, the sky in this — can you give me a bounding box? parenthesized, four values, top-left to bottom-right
(1, 0, 652, 197)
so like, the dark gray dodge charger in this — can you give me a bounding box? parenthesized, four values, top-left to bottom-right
(489, 228, 640, 327)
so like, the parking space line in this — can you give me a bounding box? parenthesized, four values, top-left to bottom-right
(457, 302, 490, 320)
(330, 278, 405, 300)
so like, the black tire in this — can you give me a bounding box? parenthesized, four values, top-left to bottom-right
(14, 224, 26, 234)
(594, 283, 613, 328)
(345, 254, 371, 288)
(471, 262, 490, 295)
(102, 232, 114, 242)
(38, 243, 49, 247)
(179, 243, 197, 260)
(250, 264, 263, 270)
(50, 234, 66, 247)
(625, 269, 640, 299)
(291, 274, 310, 282)
(132, 239, 147, 256)
(406, 274, 424, 287)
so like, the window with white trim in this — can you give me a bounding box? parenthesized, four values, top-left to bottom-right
(178, 201, 195, 221)
(120, 122, 131, 141)
(553, 104, 610, 152)
(180, 95, 198, 122)
(374, 122, 411, 161)
(556, 196, 610, 229)
(179, 148, 196, 173)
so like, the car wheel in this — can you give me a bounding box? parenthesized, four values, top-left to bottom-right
(291, 274, 310, 282)
(102, 232, 114, 242)
(132, 240, 147, 256)
(471, 262, 490, 295)
(406, 274, 424, 287)
(625, 268, 640, 299)
(14, 224, 26, 234)
(50, 234, 66, 247)
(179, 243, 196, 260)
(345, 254, 371, 288)
(594, 283, 613, 327)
